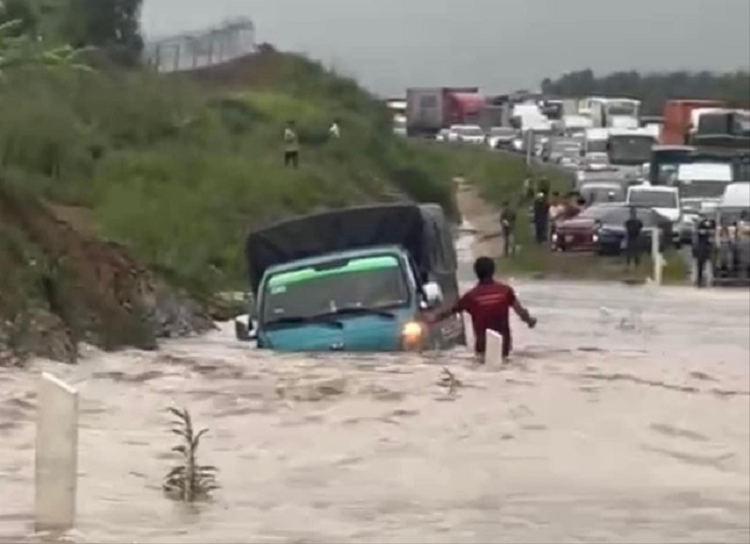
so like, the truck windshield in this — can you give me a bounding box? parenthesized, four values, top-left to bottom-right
(679, 180, 731, 199)
(629, 190, 678, 209)
(608, 135, 654, 165)
(587, 140, 607, 153)
(606, 103, 638, 117)
(262, 255, 410, 325)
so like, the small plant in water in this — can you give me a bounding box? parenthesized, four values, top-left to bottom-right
(163, 407, 219, 502)
(438, 367, 463, 396)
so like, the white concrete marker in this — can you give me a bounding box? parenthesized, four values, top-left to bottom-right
(35, 372, 79, 532)
(462, 312, 474, 350)
(485, 330, 504, 364)
(650, 228, 664, 287)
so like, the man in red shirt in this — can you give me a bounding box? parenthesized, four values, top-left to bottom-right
(428, 257, 537, 361)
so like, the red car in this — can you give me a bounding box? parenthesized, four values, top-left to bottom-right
(551, 204, 619, 252)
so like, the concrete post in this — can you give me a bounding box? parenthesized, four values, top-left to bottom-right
(651, 228, 663, 287)
(463, 313, 474, 350)
(485, 330, 503, 364)
(35, 373, 79, 532)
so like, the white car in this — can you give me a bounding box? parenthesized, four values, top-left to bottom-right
(486, 127, 518, 150)
(626, 184, 682, 245)
(435, 128, 452, 142)
(449, 124, 486, 144)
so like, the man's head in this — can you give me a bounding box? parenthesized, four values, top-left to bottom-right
(473, 257, 495, 282)
(287, 120, 295, 128)
(502, 200, 510, 208)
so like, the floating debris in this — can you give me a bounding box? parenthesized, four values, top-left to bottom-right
(163, 407, 219, 502)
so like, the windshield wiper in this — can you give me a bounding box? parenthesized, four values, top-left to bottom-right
(324, 306, 397, 320)
(264, 316, 344, 329)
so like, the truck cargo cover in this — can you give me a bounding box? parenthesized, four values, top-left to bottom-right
(245, 204, 456, 295)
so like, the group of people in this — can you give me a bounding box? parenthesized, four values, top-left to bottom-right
(283, 119, 341, 169)
(499, 187, 588, 254)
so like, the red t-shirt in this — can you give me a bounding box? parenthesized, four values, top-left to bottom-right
(452, 280, 516, 353)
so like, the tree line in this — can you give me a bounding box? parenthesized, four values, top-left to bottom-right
(541, 69, 750, 115)
(0, 0, 143, 65)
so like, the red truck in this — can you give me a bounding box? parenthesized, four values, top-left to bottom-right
(406, 87, 482, 136)
(661, 99, 726, 145)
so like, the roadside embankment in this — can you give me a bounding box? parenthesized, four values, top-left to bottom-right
(0, 46, 468, 364)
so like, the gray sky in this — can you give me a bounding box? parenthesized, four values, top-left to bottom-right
(142, 0, 750, 97)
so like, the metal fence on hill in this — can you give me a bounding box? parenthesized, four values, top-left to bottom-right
(143, 17, 257, 73)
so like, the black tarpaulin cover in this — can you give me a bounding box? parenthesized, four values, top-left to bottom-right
(245, 203, 456, 295)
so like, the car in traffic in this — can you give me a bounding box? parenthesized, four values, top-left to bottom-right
(435, 128, 452, 142)
(449, 124, 485, 144)
(579, 181, 626, 206)
(551, 204, 619, 253)
(626, 184, 682, 246)
(594, 205, 673, 255)
(552, 203, 672, 255)
(486, 127, 518, 150)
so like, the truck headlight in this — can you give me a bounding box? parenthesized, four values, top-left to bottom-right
(401, 321, 424, 350)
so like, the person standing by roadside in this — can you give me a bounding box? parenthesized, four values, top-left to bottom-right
(692, 214, 715, 287)
(284, 120, 299, 168)
(548, 192, 565, 240)
(533, 192, 549, 245)
(426, 257, 537, 363)
(624, 206, 644, 270)
(500, 201, 517, 256)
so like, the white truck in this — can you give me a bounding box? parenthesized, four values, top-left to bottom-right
(589, 98, 641, 129)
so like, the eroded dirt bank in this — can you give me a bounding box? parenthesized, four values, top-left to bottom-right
(0, 187, 213, 366)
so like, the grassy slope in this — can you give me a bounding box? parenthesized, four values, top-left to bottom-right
(0, 48, 459, 299)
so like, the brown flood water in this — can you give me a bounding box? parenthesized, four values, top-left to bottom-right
(1, 275, 749, 543)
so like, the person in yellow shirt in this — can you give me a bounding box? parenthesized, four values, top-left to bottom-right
(283, 121, 299, 168)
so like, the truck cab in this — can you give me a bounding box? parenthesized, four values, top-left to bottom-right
(237, 204, 464, 352)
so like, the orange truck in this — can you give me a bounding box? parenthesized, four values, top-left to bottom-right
(661, 99, 726, 145)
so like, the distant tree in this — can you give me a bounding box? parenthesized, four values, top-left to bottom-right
(63, 0, 143, 66)
(541, 69, 750, 114)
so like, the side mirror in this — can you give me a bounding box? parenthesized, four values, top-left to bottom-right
(234, 315, 257, 341)
(422, 282, 444, 308)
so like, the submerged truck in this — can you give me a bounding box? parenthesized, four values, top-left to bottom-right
(235, 203, 464, 352)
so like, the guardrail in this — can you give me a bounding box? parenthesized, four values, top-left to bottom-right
(143, 17, 257, 73)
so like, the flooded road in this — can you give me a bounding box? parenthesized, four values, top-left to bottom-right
(1, 276, 749, 543)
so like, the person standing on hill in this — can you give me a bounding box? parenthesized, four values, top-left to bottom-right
(284, 121, 299, 168)
(329, 118, 341, 139)
(426, 257, 537, 362)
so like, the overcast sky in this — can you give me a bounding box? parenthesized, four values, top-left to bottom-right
(142, 0, 750, 96)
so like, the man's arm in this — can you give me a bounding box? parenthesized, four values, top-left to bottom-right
(512, 299, 537, 328)
(428, 294, 468, 323)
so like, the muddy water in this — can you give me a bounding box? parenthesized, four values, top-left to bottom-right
(1, 274, 749, 543)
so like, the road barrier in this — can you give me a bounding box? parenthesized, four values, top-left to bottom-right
(650, 228, 664, 287)
(485, 330, 504, 364)
(35, 373, 79, 532)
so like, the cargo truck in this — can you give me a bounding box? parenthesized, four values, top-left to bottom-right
(406, 87, 480, 137)
(236, 203, 465, 352)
